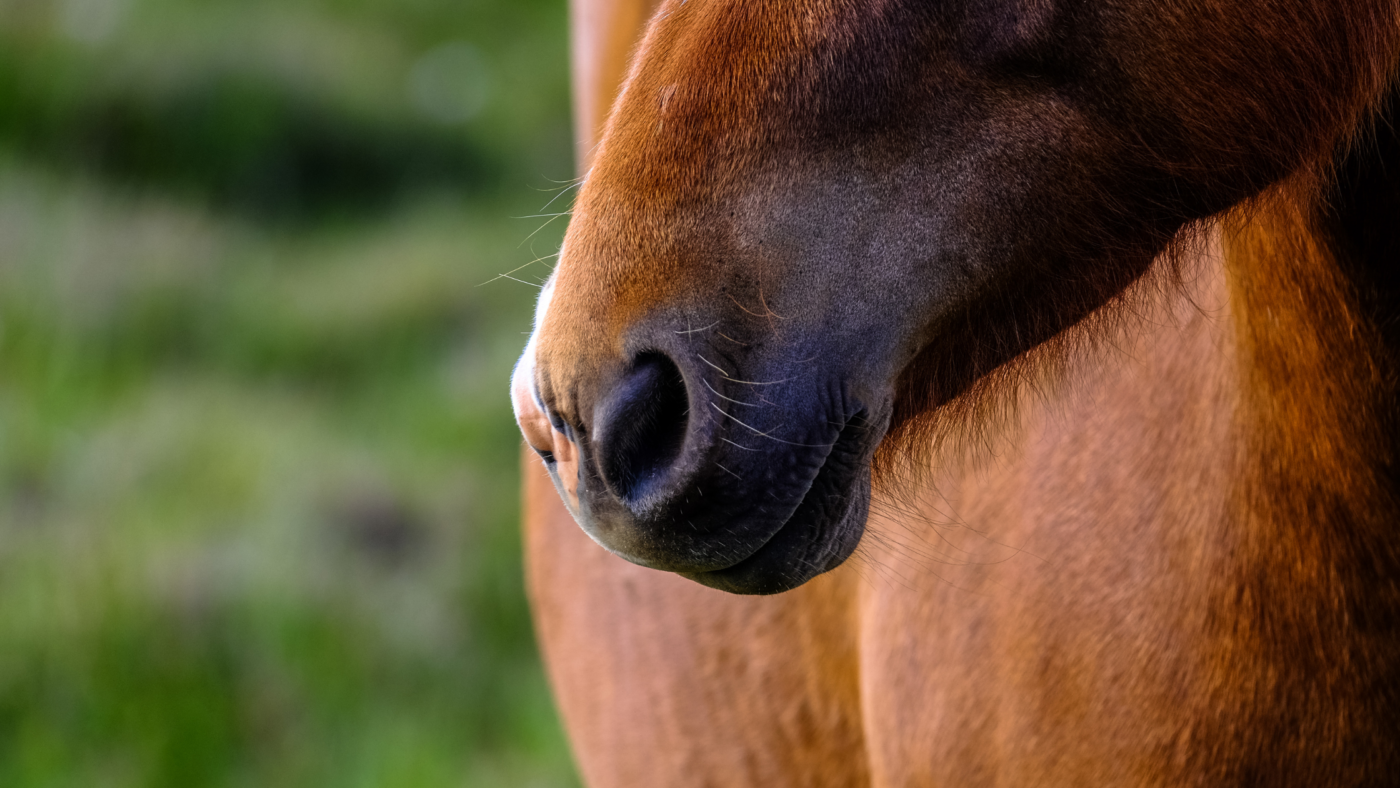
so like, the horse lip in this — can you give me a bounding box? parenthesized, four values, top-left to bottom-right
(513, 360, 584, 514)
(683, 409, 873, 592)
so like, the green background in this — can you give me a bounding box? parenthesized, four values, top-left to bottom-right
(0, 0, 579, 784)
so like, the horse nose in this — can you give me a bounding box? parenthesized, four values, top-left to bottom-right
(593, 353, 691, 504)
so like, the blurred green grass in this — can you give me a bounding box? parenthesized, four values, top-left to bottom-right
(0, 0, 577, 785)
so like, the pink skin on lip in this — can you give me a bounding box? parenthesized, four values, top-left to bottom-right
(511, 276, 581, 514)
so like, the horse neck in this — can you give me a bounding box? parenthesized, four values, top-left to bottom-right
(1200, 90, 1400, 760)
(1224, 130, 1400, 607)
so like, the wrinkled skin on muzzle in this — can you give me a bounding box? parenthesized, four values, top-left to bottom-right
(512, 0, 1388, 593)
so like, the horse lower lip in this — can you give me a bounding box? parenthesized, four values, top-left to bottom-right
(686, 412, 870, 592)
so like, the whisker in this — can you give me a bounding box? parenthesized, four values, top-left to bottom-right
(477, 251, 561, 287)
(519, 211, 572, 246)
(531, 180, 585, 212)
(702, 379, 760, 407)
(714, 462, 742, 480)
(697, 354, 732, 376)
(728, 291, 780, 320)
(676, 321, 720, 335)
(709, 402, 833, 448)
(512, 211, 574, 219)
(720, 437, 761, 452)
(722, 376, 795, 386)
(495, 274, 544, 289)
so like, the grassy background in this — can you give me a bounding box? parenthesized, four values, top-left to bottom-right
(0, 0, 577, 785)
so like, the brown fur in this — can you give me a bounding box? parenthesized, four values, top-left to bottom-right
(524, 0, 1400, 784)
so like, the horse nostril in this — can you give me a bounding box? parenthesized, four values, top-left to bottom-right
(595, 353, 690, 503)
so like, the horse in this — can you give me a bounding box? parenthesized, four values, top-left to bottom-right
(512, 0, 1400, 784)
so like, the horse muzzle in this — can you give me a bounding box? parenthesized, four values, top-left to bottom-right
(511, 316, 884, 594)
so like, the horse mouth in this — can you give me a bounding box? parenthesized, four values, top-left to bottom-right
(681, 412, 873, 595)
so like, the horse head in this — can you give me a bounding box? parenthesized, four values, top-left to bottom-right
(513, 0, 1396, 594)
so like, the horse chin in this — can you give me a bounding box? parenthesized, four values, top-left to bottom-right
(683, 483, 869, 595)
(682, 419, 875, 596)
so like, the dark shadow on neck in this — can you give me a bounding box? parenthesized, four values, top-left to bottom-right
(1322, 71, 1400, 478)
(1325, 73, 1400, 354)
